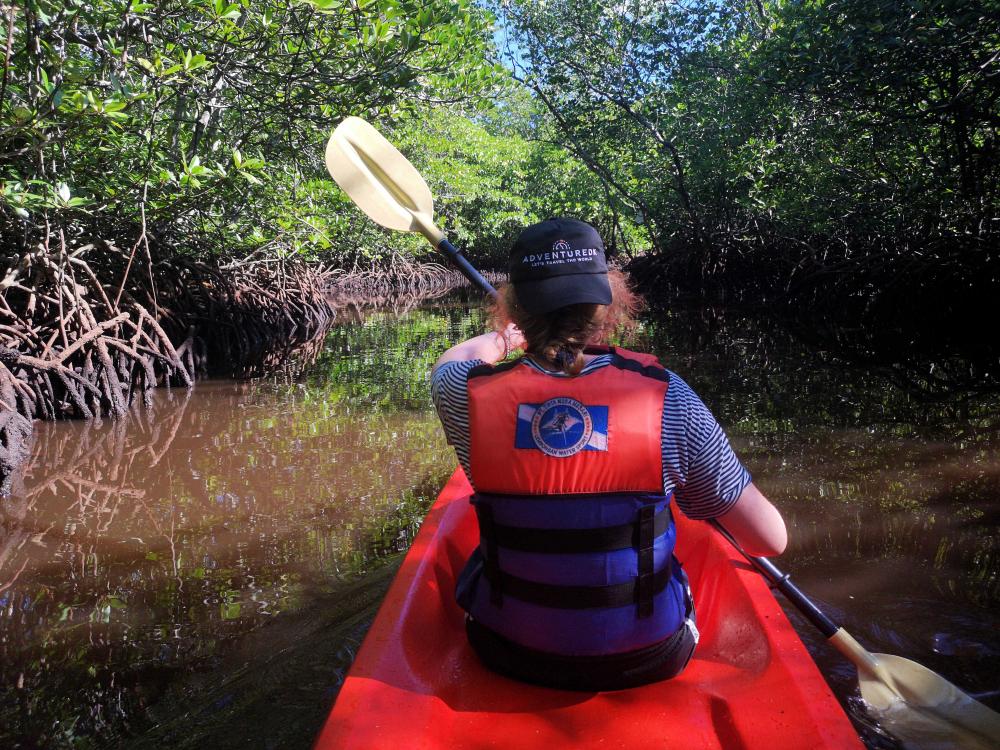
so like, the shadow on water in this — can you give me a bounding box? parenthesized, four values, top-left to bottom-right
(1, 291, 998, 749)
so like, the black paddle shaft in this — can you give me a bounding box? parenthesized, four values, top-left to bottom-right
(438, 238, 498, 300)
(708, 519, 840, 638)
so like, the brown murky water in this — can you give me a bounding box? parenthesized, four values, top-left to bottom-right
(1, 293, 998, 748)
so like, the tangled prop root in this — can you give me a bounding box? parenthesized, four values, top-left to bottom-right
(0, 244, 192, 489)
(157, 257, 334, 379)
(328, 252, 503, 297)
(0, 240, 334, 491)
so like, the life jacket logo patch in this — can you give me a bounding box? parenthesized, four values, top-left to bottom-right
(515, 398, 609, 457)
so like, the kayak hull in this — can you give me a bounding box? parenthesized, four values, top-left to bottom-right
(315, 469, 863, 749)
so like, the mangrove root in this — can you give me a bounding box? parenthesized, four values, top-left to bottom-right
(0, 236, 336, 490)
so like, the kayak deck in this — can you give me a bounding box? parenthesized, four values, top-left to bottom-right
(315, 469, 863, 749)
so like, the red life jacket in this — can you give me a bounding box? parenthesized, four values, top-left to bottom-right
(458, 347, 688, 657)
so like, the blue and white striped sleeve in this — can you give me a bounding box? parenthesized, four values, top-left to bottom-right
(430, 360, 482, 480)
(661, 371, 751, 520)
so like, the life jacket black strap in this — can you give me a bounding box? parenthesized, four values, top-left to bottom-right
(477, 505, 671, 554)
(482, 562, 672, 610)
(476, 504, 504, 607)
(608, 353, 669, 382)
(637, 505, 656, 618)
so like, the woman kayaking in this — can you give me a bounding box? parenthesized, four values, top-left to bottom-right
(431, 217, 788, 691)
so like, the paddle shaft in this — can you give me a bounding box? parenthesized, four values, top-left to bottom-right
(709, 519, 839, 638)
(438, 238, 498, 300)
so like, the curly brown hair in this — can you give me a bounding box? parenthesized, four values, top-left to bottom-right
(489, 270, 643, 375)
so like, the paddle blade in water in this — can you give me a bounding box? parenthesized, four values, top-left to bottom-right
(860, 653, 1000, 750)
(324, 117, 438, 238)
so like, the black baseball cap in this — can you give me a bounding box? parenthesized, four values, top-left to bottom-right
(509, 218, 612, 314)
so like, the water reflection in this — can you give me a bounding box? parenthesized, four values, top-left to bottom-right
(0, 304, 485, 748)
(0, 295, 997, 749)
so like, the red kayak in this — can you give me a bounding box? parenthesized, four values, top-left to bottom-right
(315, 468, 864, 749)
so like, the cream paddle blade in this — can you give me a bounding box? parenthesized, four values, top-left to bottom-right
(830, 630, 1000, 749)
(324, 117, 497, 298)
(324, 116, 443, 245)
(710, 519, 1000, 749)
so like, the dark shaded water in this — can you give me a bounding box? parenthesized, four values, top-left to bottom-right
(1, 293, 998, 748)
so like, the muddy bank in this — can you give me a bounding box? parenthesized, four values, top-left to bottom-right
(0, 239, 335, 491)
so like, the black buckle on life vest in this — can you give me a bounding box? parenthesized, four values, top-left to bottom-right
(636, 505, 656, 618)
(475, 503, 503, 607)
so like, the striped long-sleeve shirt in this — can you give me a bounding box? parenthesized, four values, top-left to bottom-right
(430, 355, 751, 520)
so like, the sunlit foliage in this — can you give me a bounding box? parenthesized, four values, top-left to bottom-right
(499, 0, 1000, 303)
(0, 0, 503, 261)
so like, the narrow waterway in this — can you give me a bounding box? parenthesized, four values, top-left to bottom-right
(1, 292, 997, 749)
